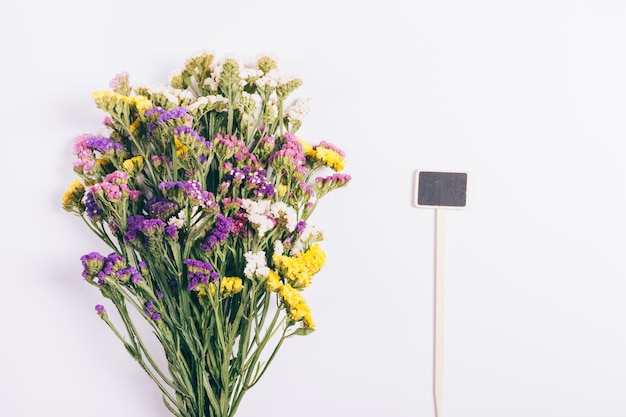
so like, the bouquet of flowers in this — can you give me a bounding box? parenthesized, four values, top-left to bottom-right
(62, 50, 350, 417)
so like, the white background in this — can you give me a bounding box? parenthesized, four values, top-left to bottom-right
(1, 1, 625, 416)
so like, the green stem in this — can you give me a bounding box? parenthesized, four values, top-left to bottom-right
(82, 216, 120, 253)
(249, 326, 288, 387)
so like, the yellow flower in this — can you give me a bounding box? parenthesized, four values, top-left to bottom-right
(174, 136, 189, 159)
(122, 156, 144, 176)
(129, 117, 141, 133)
(62, 179, 85, 213)
(197, 283, 217, 297)
(276, 184, 288, 199)
(301, 244, 326, 274)
(220, 277, 243, 296)
(278, 283, 315, 328)
(96, 157, 111, 169)
(266, 270, 283, 292)
(92, 90, 153, 117)
(313, 147, 345, 171)
(272, 244, 326, 289)
(302, 314, 315, 329)
(130, 95, 153, 113)
(92, 90, 118, 105)
(298, 138, 314, 156)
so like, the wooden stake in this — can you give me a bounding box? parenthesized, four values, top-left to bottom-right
(434, 208, 445, 417)
(413, 169, 467, 417)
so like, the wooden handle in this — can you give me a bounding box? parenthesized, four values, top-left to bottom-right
(434, 208, 445, 417)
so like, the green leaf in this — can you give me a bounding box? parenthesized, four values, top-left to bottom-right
(287, 327, 315, 338)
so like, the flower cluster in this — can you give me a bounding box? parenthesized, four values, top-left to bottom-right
(62, 50, 350, 417)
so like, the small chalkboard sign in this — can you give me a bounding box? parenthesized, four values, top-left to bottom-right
(413, 169, 468, 417)
(414, 170, 468, 208)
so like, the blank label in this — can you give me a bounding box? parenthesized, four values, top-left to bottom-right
(416, 171, 468, 208)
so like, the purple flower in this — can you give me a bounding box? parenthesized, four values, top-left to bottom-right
(144, 301, 160, 321)
(90, 170, 140, 203)
(109, 71, 130, 93)
(256, 182, 275, 197)
(142, 218, 166, 234)
(269, 132, 308, 174)
(138, 261, 148, 276)
(146, 197, 179, 220)
(182, 181, 212, 205)
(224, 166, 275, 198)
(72, 134, 96, 175)
(201, 215, 233, 251)
(184, 258, 218, 290)
(212, 133, 257, 164)
(95, 304, 105, 316)
(145, 107, 165, 118)
(165, 224, 178, 240)
(158, 107, 189, 124)
(231, 211, 248, 236)
(102, 252, 125, 276)
(124, 215, 145, 243)
(85, 135, 124, 153)
(84, 192, 103, 219)
(116, 266, 142, 283)
(80, 252, 105, 279)
(124, 215, 166, 249)
(174, 125, 206, 143)
(255, 135, 276, 159)
(315, 173, 352, 186)
(144, 107, 165, 137)
(80, 252, 126, 285)
(158, 180, 214, 207)
(314, 173, 352, 196)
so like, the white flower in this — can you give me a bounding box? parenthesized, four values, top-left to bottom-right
(174, 89, 195, 101)
(187, 49, 216, 61)
(188, 96, 209, 110)
(270, 202, 297, 232)
(241, 68, 263, 80)
(188, 94, 229, 113)
(255, 69, 282, 89)
(247, 213, 275, 237)
(210, 57, 225, 72)
(241, 198, 272, 215)
(290, 240, 304, 256)
(167, 207, 203, 230)
(256, 266, 269, 278)
(241, 112, 255, 124)
(285, 98, 312, 122)
(291, 224, 324, 255)
(273, 240, 284, 256)
(241, 199, 298, 237)
(244, 251, 269, 279)
(242, 199, 275, 235)
(204, 77, 219, 91)
(168, 67, 185, 83)
(136, 82, 180, 106)
(241, 91, 261, 106)
(168, 211, 186, 229)
(208, 94, 228, 105)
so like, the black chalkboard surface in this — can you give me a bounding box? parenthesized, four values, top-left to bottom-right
(415, 171, 468, 208)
